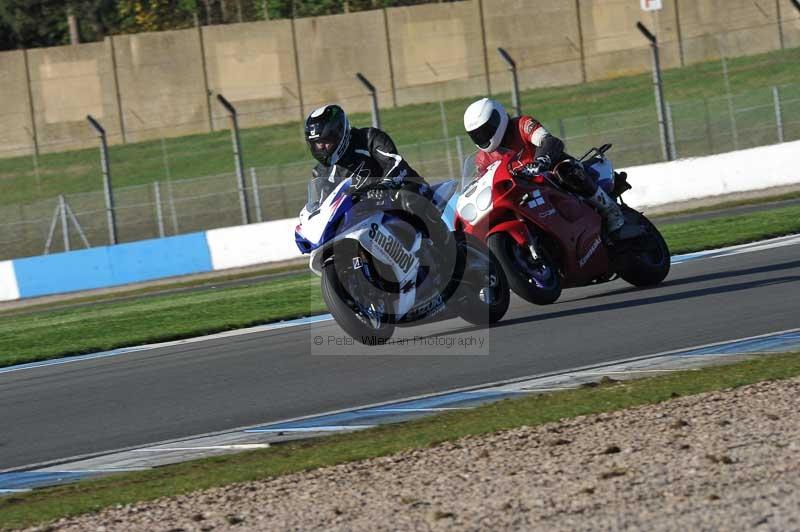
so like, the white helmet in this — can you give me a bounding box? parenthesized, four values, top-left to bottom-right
(464, 98, 509, 152)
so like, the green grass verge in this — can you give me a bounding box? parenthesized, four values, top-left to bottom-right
(660, 204, 800, 254)
(0, 273, 325, 368)
(2, 351, 799, 530)
(1, 47, 799, 207)
(2, 204, 800, 368)
(651, 190, 800, 219)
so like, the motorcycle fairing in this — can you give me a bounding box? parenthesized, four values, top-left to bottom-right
(522, 185, 609, 283)
(296, 179, 353, 253)
(456, 161, 501, 226)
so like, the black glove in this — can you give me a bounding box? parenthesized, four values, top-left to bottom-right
(532, 155, 552, 173)
(365, 188, 387, 201)
(350, 177, 396, 201)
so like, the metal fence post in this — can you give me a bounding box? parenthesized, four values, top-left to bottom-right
(86, 115, 118, 245)
(773, 86, 784, 143)
(497, 47, 521, 118)
(59, 194, 70, 252)
(717, 37, 739, 150)
(703, 98, 715, 154)
(64, 200, 91, 249)
(439, 100, 455, 178)
(455, 136, 465, 176)
(636, 23, 673, 162)
(250, 167, 263, 223)
(356, 73, 380, 129)
(153, 181, 165, 238)
(665, 102, 677, 159)
(167, 180, 180, 234)
(43, 201, 60, 255)
(216, 94, 250, 225)
(24, 126, 41, 192)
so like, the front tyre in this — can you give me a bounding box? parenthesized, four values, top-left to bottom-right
(321, 261, 395, 346)
(617, 208, 670, 287)
(487, 232, 562, 305)
(455, 235, 511, 325)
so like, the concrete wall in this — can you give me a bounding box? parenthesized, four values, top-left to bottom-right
(388, 1, 487, 106)
(678, 0, 781, 64)
(295, 9, 392, 115)
(202, 19, 302, 128)
(780, 0, 800, 49)
(579, 0, 682, 80)
(26, 41, 120, 152)
(483, 0, 584, 92)
(0, 50, 34, 157)
(114, 29, 211, 142)
(0, 0, 797, 160)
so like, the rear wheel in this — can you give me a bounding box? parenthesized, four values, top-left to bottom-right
(487, 232, 562, 305)
(617, 208, 670, 287)
(321, 256, 395, 346)
(455, 235, 510, 325)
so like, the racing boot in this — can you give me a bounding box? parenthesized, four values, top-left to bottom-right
(587, 187, 642, 240)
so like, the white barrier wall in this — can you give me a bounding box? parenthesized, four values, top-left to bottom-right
(0, 260, 20, 302)
(204, 140, 800, 272)
(205, 218, 303, 270)
(620, 140, 800, 208)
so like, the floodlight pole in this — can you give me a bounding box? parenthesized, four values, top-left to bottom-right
(356, 73, 380, 129)
(87, 114, 118, 245)
(497, 47, 521, 118)
(217, 94, 250, 225)
(636, 22, 673, 161)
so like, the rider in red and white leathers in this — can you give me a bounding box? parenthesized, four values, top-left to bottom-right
(463, 98, 634, 238)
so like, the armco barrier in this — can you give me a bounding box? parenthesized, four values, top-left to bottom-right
(10, 232, 212, 300)
(0, 261, 19, 302)
(2, 140, 799, 303)
(621, 140, 800, 208)
(206, 218, 301, 271)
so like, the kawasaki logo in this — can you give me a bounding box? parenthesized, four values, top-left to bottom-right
(369, 223, 415, 273)
(579, 236, 602, 268)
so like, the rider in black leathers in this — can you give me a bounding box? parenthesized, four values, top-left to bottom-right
(305, 104, 451, 248)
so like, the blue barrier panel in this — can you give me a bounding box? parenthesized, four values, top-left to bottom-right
(107, 232, 212, 285)
(14, 232, 213, 299)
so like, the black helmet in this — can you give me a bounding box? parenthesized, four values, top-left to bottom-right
(304, 104, 350, 166)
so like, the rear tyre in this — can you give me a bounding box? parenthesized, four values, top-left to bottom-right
(487, 232, 562, 305)
(455, 235, 510, 325)
(617, 208, 670, 287)
(321, 259, 395, 346)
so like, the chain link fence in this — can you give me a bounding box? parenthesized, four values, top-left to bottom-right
(1, 83, 799, 261)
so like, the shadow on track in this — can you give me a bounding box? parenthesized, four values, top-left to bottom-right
(564, 259, 800, 304)
(424, 259, 800, 340)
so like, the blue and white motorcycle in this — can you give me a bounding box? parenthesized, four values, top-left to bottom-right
(295, 177, 510, 345)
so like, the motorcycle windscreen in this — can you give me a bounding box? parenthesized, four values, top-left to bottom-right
(306, 174, 338, 212)
(585, 158, 615, 194)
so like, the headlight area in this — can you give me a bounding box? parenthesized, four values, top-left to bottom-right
(476, 186, 492, 211)
(458, 202, 478, 222)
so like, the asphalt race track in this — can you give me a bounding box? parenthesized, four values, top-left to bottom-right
(1, 240, 799, 471)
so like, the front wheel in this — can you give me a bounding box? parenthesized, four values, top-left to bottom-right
(455, 235, 511, 325)
(487, 232, 562, 305)
(321, 260, 395, 345)
(617, 208, 670, 287)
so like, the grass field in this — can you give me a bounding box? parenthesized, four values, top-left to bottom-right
(1, 350, 798, 530)
(1, 46, 799, 208)
(2, 204, 799, 368)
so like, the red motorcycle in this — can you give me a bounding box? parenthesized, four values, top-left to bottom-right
(453, 144, 670, 305)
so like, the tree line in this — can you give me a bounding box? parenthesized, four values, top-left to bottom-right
(0, 0, 459, 51)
